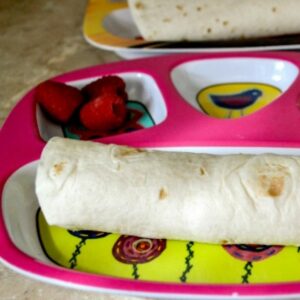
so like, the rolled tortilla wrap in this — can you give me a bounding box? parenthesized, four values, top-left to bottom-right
(36, 137, 300, 245)
(128, 0, 300, 41)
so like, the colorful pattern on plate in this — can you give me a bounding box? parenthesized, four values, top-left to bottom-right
(36, 209, 300, 284)
(68, 230, 111, 269)
(223, 244, 284, 283)
(197, 83, 281, 119)
(62, 100, 155, 140)
(112, 235, 166, 279)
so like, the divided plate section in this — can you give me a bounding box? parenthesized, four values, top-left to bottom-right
(37, 72, 167, 141)
(3, 147, 300, 284)
(171, 58, 299, 119)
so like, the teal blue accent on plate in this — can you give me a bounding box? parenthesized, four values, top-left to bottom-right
(126, 101, 155, 128)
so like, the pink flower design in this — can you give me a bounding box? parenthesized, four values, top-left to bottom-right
(223, 244, 284, 283)
(113, 235, 166, 264)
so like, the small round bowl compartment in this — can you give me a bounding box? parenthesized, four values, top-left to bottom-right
(171, 58, 299, 119)
(36, 72, 167, 142)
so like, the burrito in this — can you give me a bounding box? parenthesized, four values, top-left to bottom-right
(36, 137, 300, 245)
(128, 0, 300, 41)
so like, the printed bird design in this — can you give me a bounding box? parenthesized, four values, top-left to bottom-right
(210, 89, 263, 110)
(209, 89, 263, 118)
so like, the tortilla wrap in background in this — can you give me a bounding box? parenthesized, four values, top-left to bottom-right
(36, 137, 300, 245)
(128, 0, 300, 41)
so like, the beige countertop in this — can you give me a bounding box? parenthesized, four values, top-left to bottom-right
(0, 1, 152, 299)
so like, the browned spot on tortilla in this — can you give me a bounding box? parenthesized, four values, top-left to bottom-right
(116, 147, 145, 157)
(259, 175, 285, 197)
(53, 162, 65, 175)
(197, 6, 202, 11)
(221, 240, 229, 244)
(268, 177, 285, 197)
(135, 1, 144, 9)
(159, 188, 168, 200)
(207, 28, 212, 33)
(176, 5, 183, 10)
(272, 6, 277, 12)
(223, 20, 229, 26)
(163, 18, 172, 23)
(183, 12, 188, 17)
(258, 164, 289, 197)
(200, 167, 206, 176)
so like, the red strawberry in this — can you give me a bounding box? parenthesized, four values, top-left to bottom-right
(82, 75, 127, 102)
(79, 93, 127, 131)
(35, 80, 84, 124)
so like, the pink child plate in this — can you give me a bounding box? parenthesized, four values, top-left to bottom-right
(1, 52, 300, 299)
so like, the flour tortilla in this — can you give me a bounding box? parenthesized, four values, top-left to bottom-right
(36, 137, 300, 245)
(128, 0, 300, 41)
